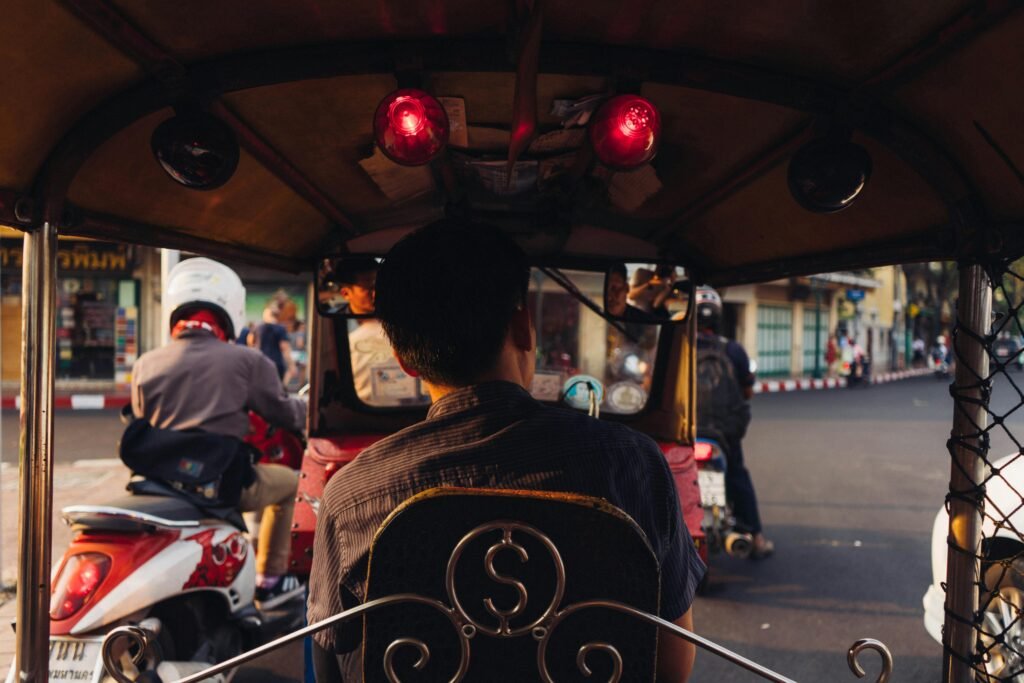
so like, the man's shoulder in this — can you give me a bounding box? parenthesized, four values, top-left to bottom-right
(724, 338, 749, 358)
(322, 403, 662, 506)
(543, 403, 656, 442)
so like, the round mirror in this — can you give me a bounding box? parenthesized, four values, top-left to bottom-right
(787, 139, 872, 213)
(151, 112, 240, 190)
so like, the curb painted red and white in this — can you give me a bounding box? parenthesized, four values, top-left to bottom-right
(1, 368, 936, 407)
(0, 394, 131, 410)
(751, 368, 933, 394)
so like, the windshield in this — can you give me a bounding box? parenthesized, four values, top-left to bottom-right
(529, 268, 659, 414)
(346, 267, 660, 414)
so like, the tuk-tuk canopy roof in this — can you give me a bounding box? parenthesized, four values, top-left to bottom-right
(2, 1, 1021, 282)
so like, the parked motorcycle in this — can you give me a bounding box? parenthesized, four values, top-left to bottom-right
(694, 437, 753, 561)
(7, 431, 307, 683)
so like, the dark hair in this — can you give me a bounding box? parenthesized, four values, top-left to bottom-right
(374, 219, 530, 386)
(332, 257, 379, 286)
(608, 263, 627, 280)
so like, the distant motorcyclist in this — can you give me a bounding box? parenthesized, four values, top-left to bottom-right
(932, 335, 949, 366)
(932, 334, 951, 377)
(695, 286, 774, 559)
(129, 257, 307, 608)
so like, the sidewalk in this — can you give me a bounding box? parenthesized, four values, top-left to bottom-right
(751, 367, 933, 394)
(0, 459, 130, 665)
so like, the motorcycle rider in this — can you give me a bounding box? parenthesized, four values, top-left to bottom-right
(695, 286, 774, 559)
(932, 334, 950, 369)
(130, 257, 307, 607)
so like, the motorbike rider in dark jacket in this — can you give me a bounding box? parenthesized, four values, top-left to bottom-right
(130, 257, 307, 607)
(695, 286, 774, 559)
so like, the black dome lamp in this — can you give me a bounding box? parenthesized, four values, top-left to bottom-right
(151, 111, 240, 190)
(787, 134, 872, 214)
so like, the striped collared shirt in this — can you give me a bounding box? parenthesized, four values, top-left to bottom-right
(308, 381, 705, 652)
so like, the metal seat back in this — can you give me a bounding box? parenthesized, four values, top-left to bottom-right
(360, 487, 660, 682)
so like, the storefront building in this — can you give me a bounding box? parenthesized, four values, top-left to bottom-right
(1, 232, 155, 388)
(720, 270, 893, 378)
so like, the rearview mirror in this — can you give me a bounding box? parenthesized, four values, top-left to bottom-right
(316, 256, 383, 317)
(318, 256, 692, 326)
(604, 262, 692, 324)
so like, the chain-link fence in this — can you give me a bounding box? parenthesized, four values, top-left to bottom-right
(945, 259, 1024, 681)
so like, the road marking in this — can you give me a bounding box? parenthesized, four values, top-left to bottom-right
(70, 394, 105, 410)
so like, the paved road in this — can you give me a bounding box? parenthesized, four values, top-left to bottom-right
(689, 374, 1024, 682)
(3, 375, 1019, 681)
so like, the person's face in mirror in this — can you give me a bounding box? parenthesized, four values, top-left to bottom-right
(606, 270, 628, 317)
(340, 270, 377, 315)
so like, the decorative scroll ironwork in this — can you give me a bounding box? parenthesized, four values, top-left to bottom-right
(383, 638, 431, 681)
(102, 518, 894, 683)
(847, 639, 892, 683)
(101, 626, 153, 683)
(445, 521, 565, 637)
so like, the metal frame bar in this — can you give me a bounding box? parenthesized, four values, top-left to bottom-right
(62, 0, 359, 239)
(647, 122, 815, 243)
(63, 209, 309, 273)
(207, 100, 358, 236)
(942, 263, 993, 682)
(15, 221, 58, 683)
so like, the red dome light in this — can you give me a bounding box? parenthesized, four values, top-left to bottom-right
(589, 95, 661, 170)
(374, 89, 449, 166)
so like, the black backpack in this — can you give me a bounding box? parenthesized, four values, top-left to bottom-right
(696, 335, 751, 445)
(119, 418, 257, 508)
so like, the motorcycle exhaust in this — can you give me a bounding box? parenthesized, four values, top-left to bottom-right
(724, 531, 753, 559)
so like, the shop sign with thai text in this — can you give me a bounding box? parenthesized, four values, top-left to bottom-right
(0, 239, 133, 274)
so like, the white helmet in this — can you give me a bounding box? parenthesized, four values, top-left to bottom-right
(165, 257, 245, 340)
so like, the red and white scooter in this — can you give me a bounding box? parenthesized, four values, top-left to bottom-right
(5, 416, 306, 683)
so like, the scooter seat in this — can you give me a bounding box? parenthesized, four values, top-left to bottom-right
(63, 494, 227, 532)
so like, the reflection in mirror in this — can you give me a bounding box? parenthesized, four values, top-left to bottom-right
(604, 263, 690, 324)
(330, 262, 671, 413)
(347, 315, 429, 408)
(529, 268, 661, 415)
(318, 256, 382, 316)
(322, 256, 429, 407)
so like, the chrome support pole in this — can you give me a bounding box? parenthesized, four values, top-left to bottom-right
(16, 221, 58, 683)
(942, 263, 991, 683)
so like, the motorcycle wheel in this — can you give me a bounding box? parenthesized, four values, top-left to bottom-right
(208, 623, 243, 664)
(151, 595, 240, 664)
(979, 557, 1024, 678)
